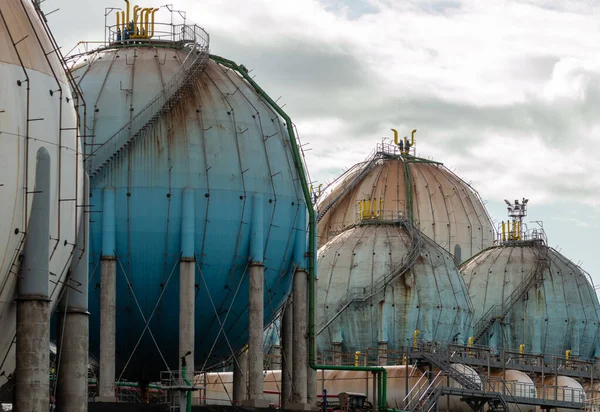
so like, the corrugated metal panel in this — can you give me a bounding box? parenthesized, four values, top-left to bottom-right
(74, 46, 307, 380)
(317, 157, 494, 262)
(461, 245, 600, 360)
(317, 224, 473, 353)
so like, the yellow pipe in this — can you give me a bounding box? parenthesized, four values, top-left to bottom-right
(148, 8, 159, 39)
(518, 221, 522, 239)
(142, 8, 152, 38)
(501, 221, 506, 242)
(413, 330, 420, 350)
(468, 336, 473, 358)
(358, 200, 363, 220)
(507, 221, 511, 240)
(379, 198, 384, 219)
(519, 344, 525, 354)
(392, 129, 399, 145)
(124, 0, 130, 29)
(411, 129, 417, 146)
(362, 200, 367, 220)
(115, 12, 123, 40)
(141, 7, 151, 38)
(120, 11, 126, 36)
(354, 351, 361, 367)
(133, 5, 141, 38)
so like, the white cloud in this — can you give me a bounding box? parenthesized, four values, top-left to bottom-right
(47, 0, 600, 272)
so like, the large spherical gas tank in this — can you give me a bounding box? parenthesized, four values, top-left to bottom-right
(317, 224, 473, 353)
(535, 376, 585, 412)
(317, 155, 494, 262)
(437, 364, 482, 412)
(71, 46, 307, 380)
(488, 370, 536, 412)
(0, 0, 83, 378)
(461, 242, 600, 359)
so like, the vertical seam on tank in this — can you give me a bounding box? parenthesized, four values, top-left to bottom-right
(429, 168, 453, 255)
(91, 51, 119, 156)
(369, 223, 378, 343)
(443, 247, 462, 341)
(437, 166, 476, 259)
(203, 69, 248, 302)
(426, 241, 443, 340)
(414, 164, 437, 247)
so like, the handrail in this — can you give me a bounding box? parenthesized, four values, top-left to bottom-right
(472, 242, 548, 343)
(86, 23, 209, 176)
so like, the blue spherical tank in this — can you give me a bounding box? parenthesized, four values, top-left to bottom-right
(71, 33, 309, 380)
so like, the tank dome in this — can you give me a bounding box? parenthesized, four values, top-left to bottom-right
(461, 203, 600, 359)
(317, 223, 473, 353)
(71, 33, 309, 380)
(0, 0, 83, 377)
(317, 142, 494, 263)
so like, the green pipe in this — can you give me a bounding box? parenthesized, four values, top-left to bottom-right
(208, 54, 388, 411)
(182, 363, 192, 412)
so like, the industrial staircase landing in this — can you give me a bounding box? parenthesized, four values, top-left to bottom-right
(88, 24, 210, 177)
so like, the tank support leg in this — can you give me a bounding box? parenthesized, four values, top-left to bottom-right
(233, 349, 247, 405)
(243, 263, 269, 407)
(99, 188, 116, 401)
(56, 188, 89, 412)
(15, 148, 51, 412)
(243, 194, 269, 408)
(281, 299, 293, 408)
(307, 278, 317, 407)
(180, 188, 196, 409)
(291, 268, 309, 409)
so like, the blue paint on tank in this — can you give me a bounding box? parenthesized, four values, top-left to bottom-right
(74, 48, 308, 381)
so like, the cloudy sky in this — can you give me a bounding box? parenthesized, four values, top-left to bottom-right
(48, 0, 599, 285)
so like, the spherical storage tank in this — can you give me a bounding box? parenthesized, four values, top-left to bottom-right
(70, 16, 309, 380)
(317, 223, 473, 353)
(461, 223, 600, 359)
(0, 0, 83, 378)
(317, 141, 494, 262)
(317, 143, 476, 353)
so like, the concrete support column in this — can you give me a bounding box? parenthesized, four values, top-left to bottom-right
(281, 300, 293, 409)
(378, 341, 388, 366)
(243, 194, 269, 408)
(56, 177, 90, 412)
(307, 277, 317, 407)
(333, 342, 342, 366)
(232, 349, 247, 405)
(245, 263, 267, 406)
(99, 188, 116, 400)
(179, 189, 195, 408)
(292, 268, 308, 406)
(15, 148, 51, 411)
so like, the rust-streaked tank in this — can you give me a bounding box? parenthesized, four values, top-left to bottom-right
(317, 141, 494, 262)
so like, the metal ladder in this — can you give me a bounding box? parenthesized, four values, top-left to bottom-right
(88, 24, 210, 177)
(317, 219, 423, 335)
(472, 241, 548, 343)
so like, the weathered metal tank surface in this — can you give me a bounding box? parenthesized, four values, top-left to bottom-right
(70, 30, 309, 380)
(461, 237, 600, 360)
(535, 375, 586, 412)
(0, 0, 83, 378)
(317, 142, 494, 263)
(317, 223, 473, 354)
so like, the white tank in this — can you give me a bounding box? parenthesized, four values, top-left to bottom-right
(488, 370, 536, 412)
(0, 0, 83, 378)
(535, 376, 585, 412)
(436, 364, 482, 412)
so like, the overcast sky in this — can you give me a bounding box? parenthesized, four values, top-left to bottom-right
(47, 0, 599, 287)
